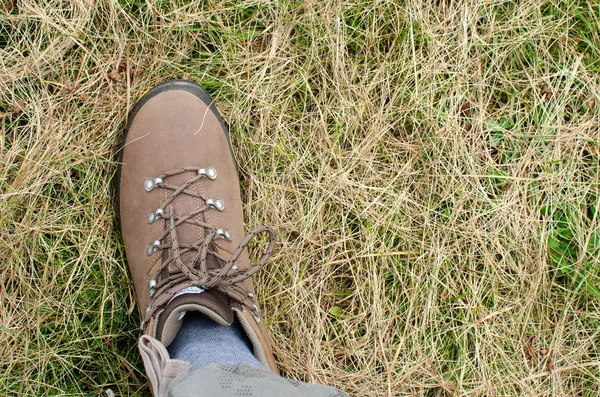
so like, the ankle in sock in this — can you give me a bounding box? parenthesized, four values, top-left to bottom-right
(167, 311, 264, 371)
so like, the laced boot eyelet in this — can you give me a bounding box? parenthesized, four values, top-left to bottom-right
(147, 240, 161, 256)
(216, 229, 233, 241)
(206, 198, 225, 211)
(198, 166, 217, 180)
(148, 208, 164, 224)
(144, 177, 163, 192)
(148, 279, 157, 297)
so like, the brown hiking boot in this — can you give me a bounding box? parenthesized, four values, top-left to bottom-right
(118, 80, 278, 379)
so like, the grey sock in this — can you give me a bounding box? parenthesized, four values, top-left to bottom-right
(167, 311, 264, 371)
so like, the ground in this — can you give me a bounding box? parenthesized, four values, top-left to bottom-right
(1, 0, 599, 396)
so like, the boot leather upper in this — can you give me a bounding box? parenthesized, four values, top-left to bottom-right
(118, 81, 277, 373)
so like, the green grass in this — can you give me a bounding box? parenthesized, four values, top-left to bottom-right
(1, 0, 599, 395)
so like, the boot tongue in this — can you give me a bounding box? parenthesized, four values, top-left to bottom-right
(157, 233, 235, 347)
(156, 288, 234, 347)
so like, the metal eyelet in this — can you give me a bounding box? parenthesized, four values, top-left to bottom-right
(252, 312, 261, 323)
(148, 208, 164, 224)
(144, 177, 163, 192)
(248, 292, 255, 299)
(231, 265, 239, 271)
(140, 320, 146, 330)
(205, 198, 224, 211)
(252, 304, 260, 312)
(147, 240, 161, 256)
(148, 279, 157, 297)
(216, 229, 233, 241)
(198, 166, 217, 180)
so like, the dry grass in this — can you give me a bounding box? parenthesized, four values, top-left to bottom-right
(1, 0, 600, 395)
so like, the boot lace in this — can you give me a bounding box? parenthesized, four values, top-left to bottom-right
(141, 166, 275, 329)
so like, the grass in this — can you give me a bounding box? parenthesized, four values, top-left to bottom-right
(1, 0, 599, 395)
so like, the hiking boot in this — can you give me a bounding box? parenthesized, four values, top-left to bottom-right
(117, 80, 278, 375)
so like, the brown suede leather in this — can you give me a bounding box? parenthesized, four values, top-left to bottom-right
(241, 309, 279, 371)
(118, 80, 277, 373)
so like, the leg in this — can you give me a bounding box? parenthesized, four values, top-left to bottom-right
(118, 80, 347, 396)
